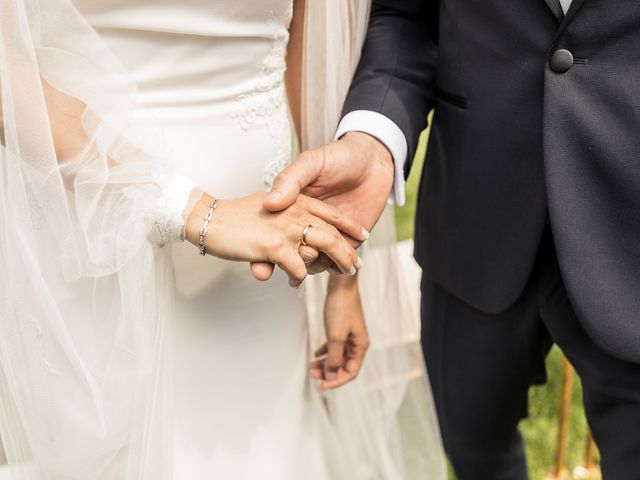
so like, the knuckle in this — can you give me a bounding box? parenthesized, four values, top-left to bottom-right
(329, 206, 341, 222)
(328, 224, 341, 236)
(271, 175, 286, 190)
(285, 204, 301, 218)
(276, 170, 291, 183)
(298, 151, 314, 164)
(266, 236, 285, 253)
(296, 194, 309, 207)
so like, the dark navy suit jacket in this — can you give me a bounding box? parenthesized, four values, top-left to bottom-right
(343, 0, 640, 362)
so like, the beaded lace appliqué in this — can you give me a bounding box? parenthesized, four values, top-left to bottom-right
(232, 5, 294, 189)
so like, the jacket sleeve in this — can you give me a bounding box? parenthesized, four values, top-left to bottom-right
(342, 0, 439, 176)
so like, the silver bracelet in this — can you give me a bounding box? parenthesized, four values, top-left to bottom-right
(198, 198, 218, 256)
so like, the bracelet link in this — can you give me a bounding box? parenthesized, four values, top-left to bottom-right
(198, 198, 218, 256)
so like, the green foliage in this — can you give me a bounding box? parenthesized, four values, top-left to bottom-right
(521, 347, 592, 479)
(395, 119, 595, 479)
(394, 117, 430, 242)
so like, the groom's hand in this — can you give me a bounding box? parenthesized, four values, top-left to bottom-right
(267, 132, 394, 231)
(250, 132, 394, 280)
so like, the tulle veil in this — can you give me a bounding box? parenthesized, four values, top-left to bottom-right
(301, 2, 446, 478)
(0, 0, 177, 478)
(0, 0, 445, 478)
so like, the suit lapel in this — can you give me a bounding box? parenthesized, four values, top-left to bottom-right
(555, 0, 587, 39)
(563, 0, 586, 22)
(543, 0, 564, 23)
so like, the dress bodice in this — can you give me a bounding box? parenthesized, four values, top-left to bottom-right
(75, 0, 293, 35)
(74, 0, 293, 112)
(73, 0, 294, 195)
(72, 0, 295, 291)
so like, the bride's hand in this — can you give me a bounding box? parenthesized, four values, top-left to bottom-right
(185, 192, 366, 286)
(310, 274, 369, 390)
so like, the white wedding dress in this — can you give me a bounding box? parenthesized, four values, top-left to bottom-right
(74, 1, 339, 478)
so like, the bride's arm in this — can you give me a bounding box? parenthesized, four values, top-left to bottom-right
(37, 83, 365, 280)
(1, 68, 365, 282)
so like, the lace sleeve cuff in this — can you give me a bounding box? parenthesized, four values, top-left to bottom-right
(148, 174, 202, 246)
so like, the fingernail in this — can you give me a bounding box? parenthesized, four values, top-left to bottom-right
(325, 372, 337, 381)
(362, 228, 370, 240)
(266, 191, 282, 203)
(356, 257, 363, 269)
(349, 266, 356, 276)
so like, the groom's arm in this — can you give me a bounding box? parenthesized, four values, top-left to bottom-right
(260, 0, 441, 256)
(337, 0, 439, 205)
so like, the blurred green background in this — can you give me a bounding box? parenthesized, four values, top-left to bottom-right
(394, 120, 595, 479)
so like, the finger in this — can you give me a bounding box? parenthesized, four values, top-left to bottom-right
(314, 344, 328, 357)
(343, 328, 369, 379)
(271, 248, 308, 288)
(343, 344, 367, 379)
(305, 254, 335, 275)
(344, 356, 365, 379)
(319, 369, 355, 390)
(309, 367, 324, 380)
(300, 223, 359, 275)
(307, 258, 344, 276)
(310, 357, 355, 389)
(298, 195, 369, 243)
(328, 264, 344, 275)
(324, 337, 346, 381)
(250, 261, 275, 281)
(299, 245, 319, 264)
(309, 358, 325, 372)
(263, 151, 323, 212)
(309, 355, 326, 381)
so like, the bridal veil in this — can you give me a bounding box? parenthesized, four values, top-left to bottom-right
(0, 0, 177, 477)
(301, 2, 446, 479)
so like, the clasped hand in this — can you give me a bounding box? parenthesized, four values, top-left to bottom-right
(185, 132, 394, 390)
(185, 191, 366, 287)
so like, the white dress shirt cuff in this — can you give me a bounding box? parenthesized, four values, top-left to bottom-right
(335, 110, 408, 206)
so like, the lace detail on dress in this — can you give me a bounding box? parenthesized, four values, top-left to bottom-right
(232, 5, 293, 189)
(148, 207, 185, 247)
(148, 174, 198, 246)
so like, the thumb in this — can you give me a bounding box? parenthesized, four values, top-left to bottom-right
(263, 151, 323, 212)
(250, 261, 275, 281)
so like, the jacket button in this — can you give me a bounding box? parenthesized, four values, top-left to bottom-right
(550, 49, 574, 73)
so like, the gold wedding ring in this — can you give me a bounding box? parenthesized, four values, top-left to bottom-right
(301, 224, 313, 246)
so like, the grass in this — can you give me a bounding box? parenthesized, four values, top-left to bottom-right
(394, 116, 596, 479)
